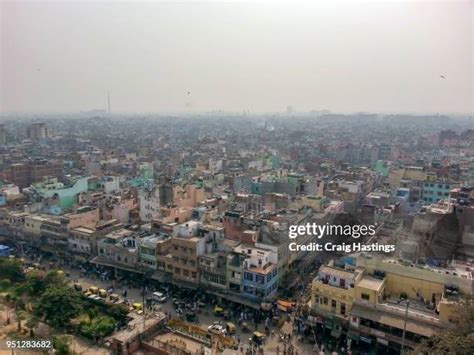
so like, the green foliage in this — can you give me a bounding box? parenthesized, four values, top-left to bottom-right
(44, 270, 66, 287)
(87, 307, 98, 323)
(79, 315, 116, 340)
(25, 315, 39, 337)
(23, 270, 66, 296)
(35, 286, 82, 328)
(15, 310, 27, 331)
(24, 271, 46, 295)
(0, 258, 24, 282)
(15, 298, 26, 311)
(106, 303, 129, 320)
(53, 335, 72, 355)
(0, 278, 11, 290)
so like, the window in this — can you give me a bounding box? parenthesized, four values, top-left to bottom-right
(340, 303, 346, 316)
(323, 297, 328, 305)
(331, 300, 337, 309)
(243, 285, 254, 294)
(256, 275, 265, 284)
(340, 278, 346, 288)
(244, 272, 253, 281)
(361, 293, 370, 301)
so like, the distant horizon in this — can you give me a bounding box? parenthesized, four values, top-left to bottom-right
(1, 109, 472, 119)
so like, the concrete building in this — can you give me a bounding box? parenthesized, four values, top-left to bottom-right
(310, 255, 472, 352)
(139, 187, 161, 222)
(0, 124, 6, 145)
(23, 176, 89, 211)
(27, 122, 50, 141)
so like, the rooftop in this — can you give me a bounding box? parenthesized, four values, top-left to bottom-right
(357, 276, 385, 292)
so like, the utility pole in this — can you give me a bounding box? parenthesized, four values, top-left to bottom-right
(400, 300, 410, 354)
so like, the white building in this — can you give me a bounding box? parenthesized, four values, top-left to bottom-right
(139, 188, 161, 222)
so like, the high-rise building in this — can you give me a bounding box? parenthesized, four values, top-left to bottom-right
(27, 123, 50, 141)
(0, 124, 6, 145)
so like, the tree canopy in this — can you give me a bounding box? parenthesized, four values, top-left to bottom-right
(35, 286, 82, 328)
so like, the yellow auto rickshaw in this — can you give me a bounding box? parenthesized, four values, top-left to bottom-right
(226, 322, 236, 334)
(98, 288, 107, 298)
(213, 306, 225, 316)
(133, 303, 143, 311)
(89, 286, 99, 294)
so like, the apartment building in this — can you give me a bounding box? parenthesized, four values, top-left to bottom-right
(235, 244, 278, 301)
(139, 187, 161, 222)
(310, 255, 471, 352)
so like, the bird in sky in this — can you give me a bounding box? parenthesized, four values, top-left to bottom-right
(440, 75, 446, 79)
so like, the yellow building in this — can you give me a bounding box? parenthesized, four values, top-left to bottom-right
(311, 264, 363, 321)
(310, 256, 472, 351)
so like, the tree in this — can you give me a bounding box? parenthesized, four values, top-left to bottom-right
(80, 315, 116, 341)
(15, 310, 27, 332)
(43, 270, 66, 287)
(23, 270, 66, 296)
(24, 271, 46, 295)
(0, 258, 24, 282)
(0, 278, 11, 291)
(25, 315, 39, 337)
(87, 307, 98, 324)
(35, 286, 82, 328)
(53, 335, 72, 355)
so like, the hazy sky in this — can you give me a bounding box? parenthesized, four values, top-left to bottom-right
(1, 0, 472, 114)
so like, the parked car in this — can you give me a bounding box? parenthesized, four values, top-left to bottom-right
(208, 324, 227, 336)
(152, 291, 167, 303)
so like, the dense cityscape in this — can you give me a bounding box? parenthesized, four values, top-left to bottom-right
(0, 112, 473, 354)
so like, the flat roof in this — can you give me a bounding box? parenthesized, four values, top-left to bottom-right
(319, 265, 354, 279)
(73, 227, 95, 234)
(357, 276, 385, 292)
